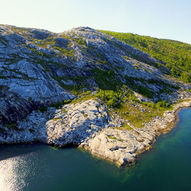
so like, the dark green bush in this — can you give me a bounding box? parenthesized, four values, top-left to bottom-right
(155, 100, 170, 108)
(179, 72, 191, 83)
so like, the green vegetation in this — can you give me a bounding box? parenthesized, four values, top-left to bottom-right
(37, 82, 171, 129)
(29, 129, 35, 133)
(51, 75, 90, 95)
(39, 99, 72, 113)
(101, 30, 191, 82)
(122, 55, 130, 61)
(0, 76, 8, 79)
(95, 84, 171, 128)
(116, 124, 132, 130)
(0, 85, 3, 92)
(107, 135, 124, 142)
(5, 122, 20, 131)
(186, 88, 191, 94)
(1, 67, 36, 80)
(116, 100, 170, 128)
(96, 89, 122, 108)
(92, 68, 121, 90)
(28, 33, 75, 60)
(53, 46, 75, 58)
(71, 91, 96, 104)
(60, 33, 71, 40)
(96, 87, 170, 128)
(30, 37, 55, 49)
(155, 100, 170, 108)
(1, 27, 181, 131)
(124, 75, 179, 98)
(96, 86, 132, 108)
(72, 36, 87, 46)
(108, 135, 117, 140)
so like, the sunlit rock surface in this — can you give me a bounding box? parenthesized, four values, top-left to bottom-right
(0, 24, 191, 166)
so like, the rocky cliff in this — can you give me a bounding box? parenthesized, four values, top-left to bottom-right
(0, 24, 191, 166)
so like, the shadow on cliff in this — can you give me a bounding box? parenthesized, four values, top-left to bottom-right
(45, 111, 108, 148)
(0, 101, 109, 161)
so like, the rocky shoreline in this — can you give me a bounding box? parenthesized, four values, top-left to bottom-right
(79, 99, 191, 166)
(0, 25, 191, 167)
(0, 98, 191, 167)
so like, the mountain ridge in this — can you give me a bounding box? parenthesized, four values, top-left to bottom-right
(101, 30, 191, 82)
(0, 24, 191, 166)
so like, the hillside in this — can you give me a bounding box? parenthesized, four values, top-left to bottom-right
(0, 24, 191, 166)
(101, 30, 191, 82)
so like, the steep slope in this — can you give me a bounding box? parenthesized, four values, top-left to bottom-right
(101, 30, 191, 82)
(0, 25, 191, 166)
(0, 25, 182, 122)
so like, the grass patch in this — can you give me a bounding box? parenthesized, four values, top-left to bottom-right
(107, 135, 124, 142)
(114, 100, 169, 128)
(71, 91, 95, 104)
(53, 46, 75, 58)
(116, 124, 132, 130)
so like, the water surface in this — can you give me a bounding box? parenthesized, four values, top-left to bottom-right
(0, 108, 191, 191)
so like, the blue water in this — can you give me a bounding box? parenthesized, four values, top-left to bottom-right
(0, 108, 191, 191)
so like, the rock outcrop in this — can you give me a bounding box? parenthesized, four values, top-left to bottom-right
(0, 98, 191, 166)
(0, 24, 181, 123)
(0, 24, 191, 167)
(80, 100, 191, 166)
(0, 99, 108, 145)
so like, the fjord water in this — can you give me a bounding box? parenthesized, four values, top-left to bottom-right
(1, 109, 191, 191)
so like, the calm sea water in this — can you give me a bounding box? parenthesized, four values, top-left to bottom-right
(0, 108, 191, 191)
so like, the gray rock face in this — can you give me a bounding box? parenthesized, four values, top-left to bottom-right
(0, 24, 189, 167)
(80, 100, 191, 166)
(45, 99, 109, 146)
(0, 99, 109, 145)
(0, 25, 178, 106)
(0, 91, 33, 123)
(2, 59, 73, 102)
(1, 98, 190, 167)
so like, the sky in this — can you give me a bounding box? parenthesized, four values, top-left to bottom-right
(0, 0, 190, 44)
